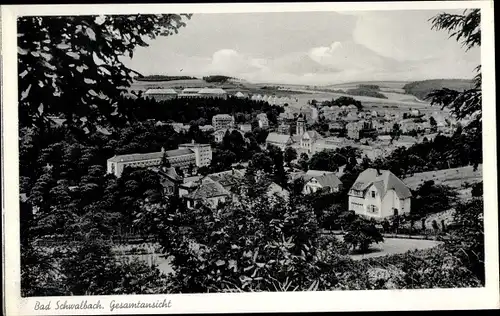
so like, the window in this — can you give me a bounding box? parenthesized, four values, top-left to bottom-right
(368, 205, 378, 213)
(371, 191, 376, 198)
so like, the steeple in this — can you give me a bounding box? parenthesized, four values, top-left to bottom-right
(296, 114, 305, 136)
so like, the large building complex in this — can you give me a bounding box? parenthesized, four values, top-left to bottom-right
(143, 88, 178, 101)
(107, 143, 212, 178)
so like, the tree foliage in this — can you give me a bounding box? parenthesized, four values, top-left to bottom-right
(18, 14, 192, 133)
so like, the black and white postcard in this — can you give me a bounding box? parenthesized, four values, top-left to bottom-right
(2, 1, 499, 314)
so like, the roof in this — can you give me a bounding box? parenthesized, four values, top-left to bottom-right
(349, 168, 412, 199)
(396, 136, 418, 143)
(266, 132, 292, 144)
(206, 170, 243, 187)
(107, 148, 193, 163)
(303, 170, 342, 189)
(198, 88, 227, 94)
(303, 130, 322, 140)
(182, 88, 201, 93)
(235, 92, 245, 97)
(184, 178, 231, 200)
(213, 114, 233, 120)
(144, 88, 178, 95)
(377, 135, 392, 141)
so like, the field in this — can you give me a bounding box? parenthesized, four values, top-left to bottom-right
(403, 165, 483, 190)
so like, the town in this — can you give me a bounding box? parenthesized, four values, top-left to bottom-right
(16, 8, 485, 297)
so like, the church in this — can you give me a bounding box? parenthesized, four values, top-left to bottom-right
(266, 114, 322, 156)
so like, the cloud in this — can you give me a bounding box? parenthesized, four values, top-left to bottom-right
(206, 49, 263, 75)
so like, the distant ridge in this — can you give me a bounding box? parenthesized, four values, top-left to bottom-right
(402, 79, 474, 100)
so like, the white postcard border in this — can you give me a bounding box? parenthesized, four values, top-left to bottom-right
(2, 1, 499, 314)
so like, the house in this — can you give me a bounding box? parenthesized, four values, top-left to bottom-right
(278, 123, 291, 135)
(265, 133, 294, 151)
(393, 135, 418, 148)
(328, 121, 344, 131)
(410, 109, 421, 117)
(152, 167, 183, 197)
(184, 177, 232, 209)
(302, 170, 342, 194)
(377, 135, 392, 145)
(257, 113, 269, 129)
(143, 88, 178, 101)
(213, 128, 244, 143)
(205, 169, 245, 193)
(212, 114, 235, 130)
(348, 168, 412, 219)
(239, 124, 252, 133)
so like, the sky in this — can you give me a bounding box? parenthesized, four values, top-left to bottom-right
(122, 10, 480, 85)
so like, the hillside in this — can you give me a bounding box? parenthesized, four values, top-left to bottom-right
(135, 75, 198, 82)
(402, 79, 474, 100)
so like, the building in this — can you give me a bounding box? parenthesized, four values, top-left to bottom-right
(278, 123, 291, 135)
(328, 122, 344, 131)
(235, 91, 246, 98)
(346, 120, 375, 140)
(198, 88, 228, 99)
(265, 133, 294, 150)
(299, 130, 322, 154)
(239, 124, 252, 133)
(205, 169, 245, 193)
(212, 114, 235, 130)
(213, 128, 245, 143)
(302, 170, 342, 194)
(393, 135, 418, 148)
(377, 135, 392, 145)
(348, 168, 412, 219)
(179, 88, 202, 97)
(257, 113, 269, 129)
(152, 167, 183, 197)
(184, 177, 232, 209)
(107, 147, 196, 178)
(178, 140, 213, 167)
(143, 88, 178, 101)
(107, 144, 212, 178)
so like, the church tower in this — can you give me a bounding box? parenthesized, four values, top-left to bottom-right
(296, 115, 305, 136)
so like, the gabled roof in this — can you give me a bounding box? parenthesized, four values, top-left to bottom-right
(213, 114, 234, 120)
(184, 178, 231, 200)
(206, 170, 243, 187)
(266, 132, 292, 144)
(303, 130, 322, 140)
(144, 88, 178, 95)
(350, 168, 412, 199)
(303, 170, 342, 189)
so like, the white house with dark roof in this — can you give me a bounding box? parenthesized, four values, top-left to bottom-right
(348, 168, 412, 219)
(302, 170, 342, 194)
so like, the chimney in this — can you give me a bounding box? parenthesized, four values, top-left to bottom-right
(191, 139, 195, 144)
(376, 168, 381, 176)
(161, 147, 165, 153)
